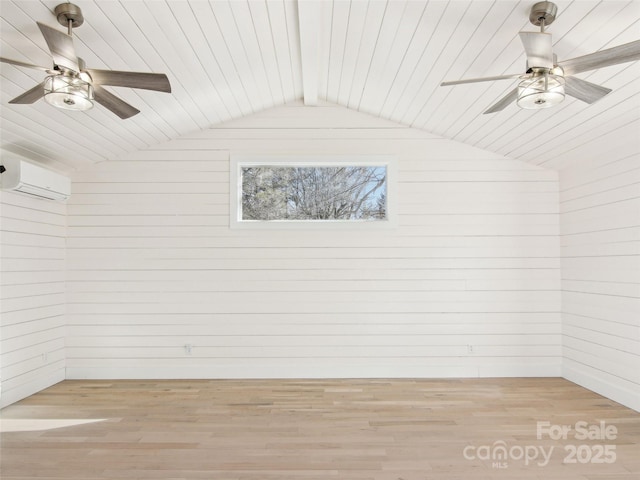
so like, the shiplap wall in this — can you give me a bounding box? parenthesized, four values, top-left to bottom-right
(560, 155, 640, 412)
(0, 190, 66, 408)
(65, 102, 561, 380)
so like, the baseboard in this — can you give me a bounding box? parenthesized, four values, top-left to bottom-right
(66, 361, 562, 380)
(0, 369, 65, 409)
(563, 361, 640, 413)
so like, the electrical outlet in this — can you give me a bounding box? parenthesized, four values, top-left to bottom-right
(42, 352, 48, 362)
(184, 344, 193, 356)
(467, 345, 474, 354)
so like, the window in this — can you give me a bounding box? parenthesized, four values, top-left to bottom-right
(230, 156, 395, 228)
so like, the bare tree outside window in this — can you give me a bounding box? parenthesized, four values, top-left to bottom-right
(241, 166, 387, 221)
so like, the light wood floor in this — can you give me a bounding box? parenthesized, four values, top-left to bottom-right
(1, 378, 638, 480)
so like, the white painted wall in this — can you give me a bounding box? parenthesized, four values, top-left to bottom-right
(0, 190, 66, 408)
(560, 155, 640, 412)
(65, 103, 562, 380)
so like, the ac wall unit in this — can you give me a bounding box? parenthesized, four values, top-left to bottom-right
(1, 157, 70, 201)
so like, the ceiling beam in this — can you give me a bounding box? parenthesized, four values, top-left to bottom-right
(297, 0, 320, 106)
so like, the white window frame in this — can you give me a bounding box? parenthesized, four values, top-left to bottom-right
(230, 155, 397, 229)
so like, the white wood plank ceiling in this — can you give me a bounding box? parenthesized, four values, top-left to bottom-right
(1, 0, 639, 172)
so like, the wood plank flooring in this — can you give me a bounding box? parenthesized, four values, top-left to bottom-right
(1, 378, 639, 480)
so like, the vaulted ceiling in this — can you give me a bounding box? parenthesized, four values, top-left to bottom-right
(1, 0, 639, 172)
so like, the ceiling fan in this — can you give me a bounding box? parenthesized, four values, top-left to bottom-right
(0, 3, 171, 119)
(441, 1, 640, 114)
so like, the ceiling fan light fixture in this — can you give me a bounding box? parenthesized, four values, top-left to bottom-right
(44, 74, 94, 111)
(517, 72, 565, 110)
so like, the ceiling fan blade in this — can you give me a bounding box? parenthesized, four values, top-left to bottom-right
(558, 40, 640, 76)
(8, 82, 46, 104)
(0, 57, 50, 72)
(36, 22, 79, 72)
(564, 76, 612, 104)
(441, 73, 522, 87)
(483, 88, 519, 114)
(519, 32, 554, 69)
(93, 85, 140, 119)
(86, 69, 171, 93)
